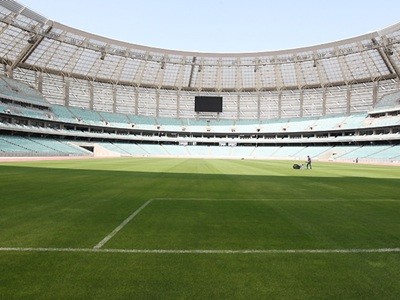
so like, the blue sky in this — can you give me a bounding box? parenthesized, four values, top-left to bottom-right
(18, 0, 400, 53)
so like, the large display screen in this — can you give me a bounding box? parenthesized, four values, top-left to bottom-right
(194, 96, 223, 113)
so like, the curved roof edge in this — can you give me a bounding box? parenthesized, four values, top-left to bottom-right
(377, 21, 400, 36)
(52, 20, 399, 58)
(5, 0, 400, 57)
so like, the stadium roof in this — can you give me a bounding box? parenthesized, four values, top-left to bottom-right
(1, 0, 400, 92)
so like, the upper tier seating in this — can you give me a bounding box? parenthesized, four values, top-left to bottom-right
(0, 75, 48, 106)
(373, 91, 400, 110)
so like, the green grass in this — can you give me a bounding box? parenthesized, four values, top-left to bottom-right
(0, 158, 399, 299)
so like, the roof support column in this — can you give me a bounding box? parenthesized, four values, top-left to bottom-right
(278, 91, 282, 119)
(64, 77, 70, 107)
(112, 84, 117, 113)
(346, 85, 351, 115)
(372, 82, 378, 107)
(5, 64, 13, 78)
(134, 87, 139, 115)
(36, 71, 43, 93)
(176, 91, 180, 118)
(299, 89, 304, 118)
(322, 87, 327, 116)
(237, 94, 240, 120)
(156, 90, 160, 118)
(89, 81, 94, 110)
(187, 57, 196, 88)
(216, 58, 222, 91)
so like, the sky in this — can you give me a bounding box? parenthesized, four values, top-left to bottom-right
(18, 0, 400, 53)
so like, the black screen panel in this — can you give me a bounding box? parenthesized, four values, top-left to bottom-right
(195, 96, 223, 113)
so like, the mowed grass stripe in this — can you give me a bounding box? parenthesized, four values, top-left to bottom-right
(104, 198, 400, 250)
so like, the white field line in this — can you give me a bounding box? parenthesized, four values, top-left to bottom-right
(0, 247, 399, 254)
(93, 199, 153, 249)
(152, 198, 399, 202)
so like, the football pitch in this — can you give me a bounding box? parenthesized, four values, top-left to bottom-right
(0, 158, 399, 298)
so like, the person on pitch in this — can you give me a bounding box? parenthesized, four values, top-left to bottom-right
(306, 155, 312, 169)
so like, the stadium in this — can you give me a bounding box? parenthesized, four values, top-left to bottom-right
(0, 0, 399, 298)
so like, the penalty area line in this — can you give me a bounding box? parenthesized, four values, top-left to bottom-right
(93, 199, 153, 249)
(0, 247, 399, 255)
(152, 198, 399, 202)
